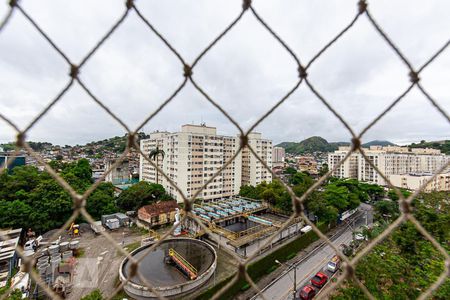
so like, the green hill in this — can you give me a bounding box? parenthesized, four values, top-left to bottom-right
(362, 140, 396, 147)
(276, 136, 346, 154)
(408, 140, 450, 154)
(277, 137, 397, 154)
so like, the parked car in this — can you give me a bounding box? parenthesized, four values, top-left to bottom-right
(311, 271, 328, 288)
(327, 255, 341, 273)
(299, 285, 316, 300)
(354, 233, 365, 241)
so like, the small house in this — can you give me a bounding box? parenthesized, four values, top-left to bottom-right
(138, 201, 179, 227)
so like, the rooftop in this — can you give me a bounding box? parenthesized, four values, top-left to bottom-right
(139, 201, 179, 217)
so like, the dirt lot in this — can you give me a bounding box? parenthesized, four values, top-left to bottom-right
(39, 223, 237, 300)
(66, 225, 148, 300)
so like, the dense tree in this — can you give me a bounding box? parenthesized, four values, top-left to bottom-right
(116, 181, 171, 211)
(239, 185, 258, 199)
(85, 183, 117, 220)
(283, 167, 297, 175)
(360, 182, 385, 201)
(374, 200, 399, 220)
(332, 191, 449, 299)
(318, 163, 329, 177)
(387, 188, 411, 201)
(0, 161, 119, 233)
(289, 172, 313, 186)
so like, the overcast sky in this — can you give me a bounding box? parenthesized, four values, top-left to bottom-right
(0, 0, 449, 146)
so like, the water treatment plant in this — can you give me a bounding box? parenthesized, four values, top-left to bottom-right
(120, 238, 217, 299)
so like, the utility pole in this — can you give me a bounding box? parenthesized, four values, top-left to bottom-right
(276, 260, 297, 299)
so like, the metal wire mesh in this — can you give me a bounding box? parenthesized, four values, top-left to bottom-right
(1, 0, 449, 299)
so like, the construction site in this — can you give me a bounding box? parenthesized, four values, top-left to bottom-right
(189, 197, 307, 258)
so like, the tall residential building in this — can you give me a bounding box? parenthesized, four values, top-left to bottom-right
(389, 173, 450, 192)
(272, 146, 285, 163)
(328, 149, 359, 179)
(241, 132, 273, 186)
(140, 124, 243, 202)
(328, 146, 450, 186)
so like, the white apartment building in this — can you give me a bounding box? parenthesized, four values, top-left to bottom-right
(140, 124, 243, 202)
(390, 173, 450, 192)
(241, 132, 273, 186)
(272, 146, 285, 163)
(328, 146, 450, 186)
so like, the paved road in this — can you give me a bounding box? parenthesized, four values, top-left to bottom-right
(254, 206, 372, 300)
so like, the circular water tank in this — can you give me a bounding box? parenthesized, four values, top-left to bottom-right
(120, 238, 217, 299)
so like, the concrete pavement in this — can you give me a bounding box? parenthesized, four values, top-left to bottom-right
(253, 208, 372, 300)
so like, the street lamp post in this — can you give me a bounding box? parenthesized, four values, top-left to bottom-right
(276, 260, 297, 299)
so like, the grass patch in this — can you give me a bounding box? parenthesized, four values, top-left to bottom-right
(266, 265, 278, 274)
(129, 224, 149, 235)
(117, 241, 141, 256)
(110, 289, 130, 300)
(286, 252, 296, 260)
(75, 248, 85, 258)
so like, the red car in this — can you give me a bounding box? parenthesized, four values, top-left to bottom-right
(299, 285, 316, 300)
(311, 271, 328, 288)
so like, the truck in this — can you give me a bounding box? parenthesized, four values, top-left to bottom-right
(90, 221, 106, 235)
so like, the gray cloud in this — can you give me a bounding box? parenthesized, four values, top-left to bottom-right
(1, 0, 449, 146)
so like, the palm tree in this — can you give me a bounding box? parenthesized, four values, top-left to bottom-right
(149, 146, 165, 184)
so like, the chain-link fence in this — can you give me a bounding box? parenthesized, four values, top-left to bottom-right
(0, 0, 449, 299)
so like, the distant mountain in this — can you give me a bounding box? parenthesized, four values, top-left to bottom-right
(277, 137, 396, 154)
(362, 140, 396, 147)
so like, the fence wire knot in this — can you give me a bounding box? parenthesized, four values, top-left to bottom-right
(298, 65, 308, 79)
(8, 0, 18, 8)
(409, 70, 420, 83)
(240, 134, 248, 148)
(358, 0, 368, 14)
(238, 263, 247, 279)
(294, 199, 303, 216)
(69, 64, 79, 78)
(183, 64, 193, 77)
(16, 132, 26, 148)
(344, 261, 355, 278)
(126, 0, 134, 10)
(400, 200, 412, 215)
(242, 0, 252, 11)
(184, 199, 192, 212)
(128, 260, 139, 277)
(74, 194, 84, 210)
(127, 132, 137, 149)
(351, 137, 361, 152)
